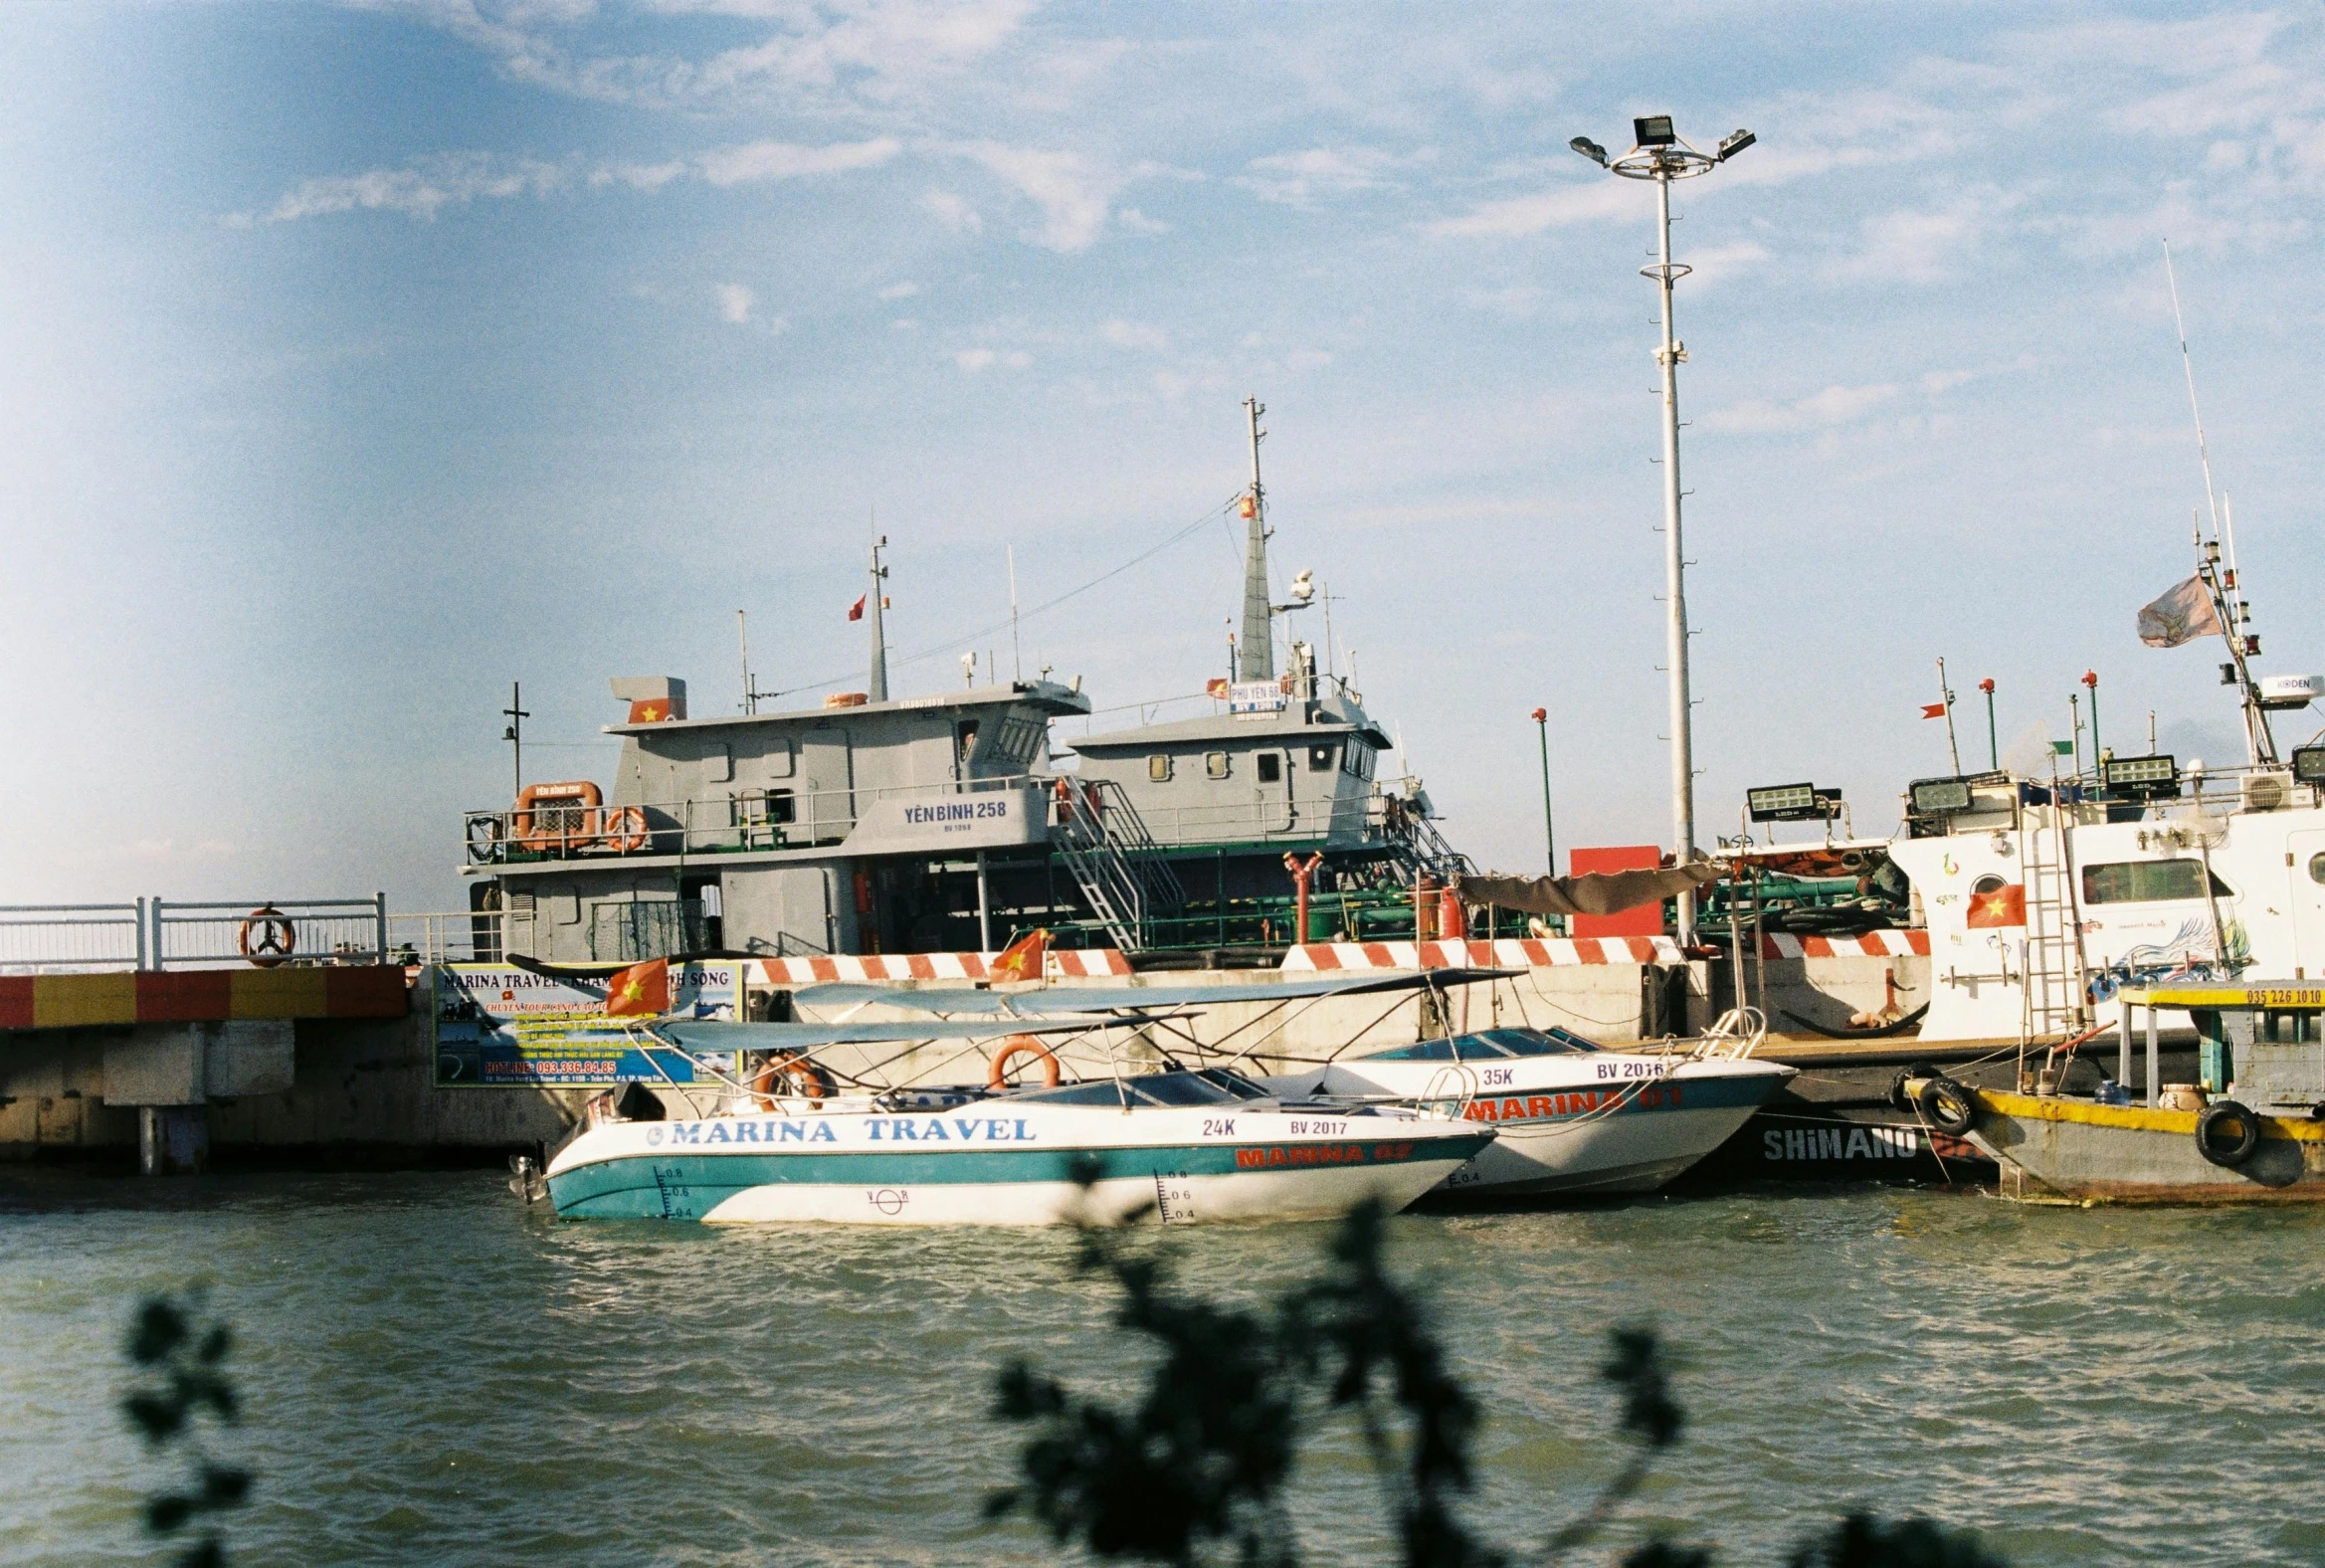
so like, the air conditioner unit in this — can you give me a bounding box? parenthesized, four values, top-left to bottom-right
(2240, 770, 2294, 812)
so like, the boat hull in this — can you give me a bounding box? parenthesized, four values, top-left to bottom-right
(1970, 1088, 2325, 1203)
(545, 1110, 1491, 1225)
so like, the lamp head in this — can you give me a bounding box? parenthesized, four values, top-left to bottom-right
(1978, 678, 1996, 694)
(1568, 135, 1609, 167)
(1716, 127, 1756, 160)
(1633, 114, 1676, 148)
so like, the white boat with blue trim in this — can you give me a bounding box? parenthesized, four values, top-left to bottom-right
(544, 1066, 1494, 1225)
(1261, 1014, 1794, 1197)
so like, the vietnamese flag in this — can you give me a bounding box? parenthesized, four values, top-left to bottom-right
(1966, 883, 2027, 929)
(604, 957, 671, 1017)
(988, 928, 1048, 983)
(848, 595, 867, 622)
(1921, 702, 1948, 719)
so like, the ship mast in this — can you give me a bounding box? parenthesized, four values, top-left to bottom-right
(867, 534, 890, 702)
(1239, 396, 1273, 683)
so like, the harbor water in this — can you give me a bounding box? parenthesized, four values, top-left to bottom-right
(4, 1170, 2321, 1566)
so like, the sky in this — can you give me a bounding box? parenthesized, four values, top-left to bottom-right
(3, 1, 2322, 918)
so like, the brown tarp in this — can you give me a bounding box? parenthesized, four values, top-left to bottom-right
(1453, 862, 1725, 918)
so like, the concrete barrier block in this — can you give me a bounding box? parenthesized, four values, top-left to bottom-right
(103, 1027, 205, 1106)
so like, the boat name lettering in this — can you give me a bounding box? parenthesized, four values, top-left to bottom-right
(1463, 1086, 1683, 1122)
(1237, 1142, 1393, 1169)
(863, 1117, 1035, 1142)
(1480, 1068, 1513, 1085)
(1595, 1060, 1663, 1079)
(663, 1119, 839, 1145)
(1760, 1125, 1970, 1162)
(1286, 1120, 1346, 1135)
(901, 801, 1012, 826)
(1202, 1118, 1236, 1137)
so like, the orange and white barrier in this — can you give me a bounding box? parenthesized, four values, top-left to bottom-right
(1281, 937, 1685, 971)
(749, 949, 1134, 985)
(1756, 930, 1929, 960)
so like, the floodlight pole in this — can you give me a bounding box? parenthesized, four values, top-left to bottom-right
(1572, 118, 1750, 946)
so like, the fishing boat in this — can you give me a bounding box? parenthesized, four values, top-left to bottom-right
(1259, 1012, 1794, 1197)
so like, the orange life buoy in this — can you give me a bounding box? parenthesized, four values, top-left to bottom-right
(512, 780, 602, 853)
(239, 905, 296, 968)
(987, 1035, 1062, 1090)
(601, 805, 648, 853)
(751, 1053, 834, 1108)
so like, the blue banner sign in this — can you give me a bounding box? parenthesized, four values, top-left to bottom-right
(432, 963, 741, 1087)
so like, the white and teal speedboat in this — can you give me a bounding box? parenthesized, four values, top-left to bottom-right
(544, 1065, 1493, 1225)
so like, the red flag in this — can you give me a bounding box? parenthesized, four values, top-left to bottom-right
(1920, 702, 1947, 719)
(1206, 678, 1230, 699)
(848, 595, 867, 622)
(603, 957, 671, 1018)
(987, 928, 1048, 982)
(1966, 883, 2026, 929)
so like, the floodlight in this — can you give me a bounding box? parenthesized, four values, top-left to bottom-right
(2292, 745, 2325, 786)
(1747, 782, 1821, 823)
(2099, 754, 2180, 801)
(1569, 136, 1609, 166)
(1909, 776, 1976, 816)
(1634, 115, 1676, 147)
(1717, 128, 1755, 160)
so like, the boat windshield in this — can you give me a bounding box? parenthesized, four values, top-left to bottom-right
(1005, 1070, 1272, 1107)
(1360, 1028, 1599, 1063)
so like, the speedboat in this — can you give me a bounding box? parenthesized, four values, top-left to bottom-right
(543, 1064, 1494, 1225)
(1260, 1016, 1793, 1197)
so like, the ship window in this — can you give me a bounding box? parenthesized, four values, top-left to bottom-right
(1148, 754, 1173, 783)
(1971, 874, 2007, 896)
(1006, 1080, 1129, 1106)
(2310, 853, 2325, 885)
(1206, 751, 1231, 780)
(1343, 742, 1371, 779)
(2080, 860, 2230, 904)
(1482, 1028, 1596, 1057)
(1257, 753, 1282, 784)
(1308, 744, 1337, 772)
(1127, 1072, 1244, 1106)
(1361, 1039, 1460, 1062)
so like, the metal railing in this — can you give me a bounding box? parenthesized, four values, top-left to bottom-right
(0, 901, 148, 971)
(151, 896, 389, 970)
(385, 910, 505, 966)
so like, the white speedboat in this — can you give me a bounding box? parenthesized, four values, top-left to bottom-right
(1261, 1019, 1793, 1197)
(544, 1065, 1493, 1225)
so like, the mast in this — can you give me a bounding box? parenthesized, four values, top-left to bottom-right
(1239, 396, 1273, 683)
(1649, 169, 1698, 943)
(867, 534, 890, 702)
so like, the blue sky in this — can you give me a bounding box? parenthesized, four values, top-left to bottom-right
(3, 2, 2322, 915)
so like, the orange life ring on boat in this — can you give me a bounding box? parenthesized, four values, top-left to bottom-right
(751, 1053, 834, 1108)
(238, 905, 295, 968)
(512, 780, 602, 853)
(601, 805, 649, 853)
(988, 1035, 1062, 1090)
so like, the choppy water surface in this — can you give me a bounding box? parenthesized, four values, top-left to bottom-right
(3, 1169, 2321, 1566)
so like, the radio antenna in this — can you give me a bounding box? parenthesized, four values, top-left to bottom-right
(2164, 240, 2224, 546)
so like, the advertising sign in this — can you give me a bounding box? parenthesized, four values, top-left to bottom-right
(839, 785, 1047, 854)
(1230, 680, 1288, 715)
(432, 962, 741, 1087)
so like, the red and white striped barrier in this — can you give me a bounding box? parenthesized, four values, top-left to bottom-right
(1282, 936, 1685, 971)
(1756, 930, 1929, 960)
(749, 949, 1135, 985)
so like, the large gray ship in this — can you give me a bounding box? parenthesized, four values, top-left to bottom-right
(458, 400, 1466, 966)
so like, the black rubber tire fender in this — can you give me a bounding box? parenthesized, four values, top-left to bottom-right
(2195, 1099, 2262, 1168)
(1889, 1061, 1943, 1112)
(1916, 1075, 1978, 1137)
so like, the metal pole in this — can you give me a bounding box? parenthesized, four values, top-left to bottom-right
(867, 536, 889, 702)
(2145, 1001, 2160, 1107)
(1239, 397, 1272, 683)
(1532, 707, 1556, 874)
(1937, 658, 1962, 776)
(1982, 680, 1999, 770)
(150, 897, 164, 973)
(2119, 995, 2132, 1092)
(375, 891, 388, 963)
(2083, 672, 2101, 776)
(135, 896, 147, 971)
(1651, 169, 1696, 944)
(976, 851, 993, 952)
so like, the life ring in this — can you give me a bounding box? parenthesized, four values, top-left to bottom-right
(988, 1035, 1062, 1090)
(751, 1053, 834, 1108)
(238, 905, 296, 968)
(601, 805, 649, 854)
(512, 780, 602, 853)
(1915, 1075, 1978, 1137)
(2195, 1099, 2261, 1168)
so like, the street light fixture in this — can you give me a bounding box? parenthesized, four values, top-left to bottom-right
(1568, 113, 1753, 945)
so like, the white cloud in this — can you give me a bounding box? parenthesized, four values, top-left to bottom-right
(1100, 318, 1168, 351)
(715, 283, 755, 323)
(1824, 198, 1995, 284)
(956, 348, 996, 371)
(1703, 383, 1902, 434)
(920, 188, 983, 234)
(1684, 241, 1772, 287)
(948, 141, 1118, 251)
(697, 136, 899, 186)
(1239, 145, 1417, 207)
(1427, 178, 1644, 238)
(238, 152, 568, 224)
(590, 159, 688, 191)
(876, 281, 920, 299)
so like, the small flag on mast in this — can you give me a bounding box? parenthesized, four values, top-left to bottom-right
(2136, 576, 2224, 648)
(848, 595, 867, 622)
(1920, 702, 1947, 719)
(603, 957, 671, 1018)
(987, 928, 1048, 983)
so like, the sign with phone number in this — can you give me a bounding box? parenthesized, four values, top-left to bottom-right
(431, 963, 741, 1087)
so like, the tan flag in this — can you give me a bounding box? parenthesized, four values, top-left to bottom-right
(2136, 575, 2223, 648)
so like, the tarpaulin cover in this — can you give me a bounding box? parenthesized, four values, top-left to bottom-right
(1453, 862, 1725, 918)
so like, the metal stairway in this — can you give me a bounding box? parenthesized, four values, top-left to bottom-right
(2020, 807, 2088, 1043)
(1386, 812, 1474, 886)
(1050, 780, 1186, 951)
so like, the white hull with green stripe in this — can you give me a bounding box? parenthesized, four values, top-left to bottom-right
(545, 1075, 1493, 1225)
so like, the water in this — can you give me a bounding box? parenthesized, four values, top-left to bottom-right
(4, 1169, 2321, 1567)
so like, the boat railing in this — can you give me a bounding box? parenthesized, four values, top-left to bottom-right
(1690, 1007, 1767, 1061)
(0, 901, 149, 972)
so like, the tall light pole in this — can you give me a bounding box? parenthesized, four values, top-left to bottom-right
(1571, 115, 1753, 945)
(1531, 706, 1556, 873)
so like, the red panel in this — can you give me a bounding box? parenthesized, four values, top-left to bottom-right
(1569, 845, 1668, 939)
(135, 970, 233, 1023)
(0, 977, 32, 1030)
(322, 967, 413, 1019)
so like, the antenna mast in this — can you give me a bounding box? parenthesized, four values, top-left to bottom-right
(1008, 544, 1022, 683)
(867, 534, 890, 702)
(1239, 397, 1273, 683)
